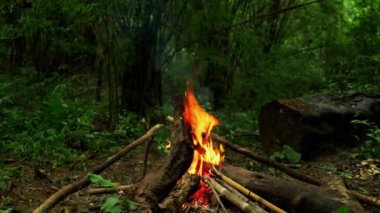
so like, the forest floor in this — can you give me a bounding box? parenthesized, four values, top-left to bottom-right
(1, 142, 380, 212)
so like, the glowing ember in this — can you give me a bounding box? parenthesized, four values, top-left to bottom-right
(183, 86, 224, 206)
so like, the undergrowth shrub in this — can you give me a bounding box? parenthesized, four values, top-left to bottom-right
(214, 110, 259, 146)
(352, 120, 380, 159)
(0, 70, 145, 167)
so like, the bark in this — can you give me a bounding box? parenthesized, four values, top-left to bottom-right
(133, 97, 193, 211)
(222, 165, 363, 213)
(159, 173, 199, 211)
(259, 94, 380, 157)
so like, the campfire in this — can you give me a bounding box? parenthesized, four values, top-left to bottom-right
(157, 86, 286, 213)
(183, 87, 224, 206)
(34, 85, 380, 213)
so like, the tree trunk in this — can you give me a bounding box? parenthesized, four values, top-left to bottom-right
(259, 94, 380, 157)
(121, 2, 162, 115)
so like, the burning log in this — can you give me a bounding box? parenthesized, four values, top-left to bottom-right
(159, 173, 200, 211)
(222, 164, 366, 213)
(133, 96, 194, 211)
(259, 94, 380, 157)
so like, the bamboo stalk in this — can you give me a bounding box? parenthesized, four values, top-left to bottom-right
(202, 178, 228, 213)
(213, 169, 287, 213)
(216, 176, 267, 213)
(208, 178, 257, 213)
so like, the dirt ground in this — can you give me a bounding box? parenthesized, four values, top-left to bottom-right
(1, 143, 379, 212)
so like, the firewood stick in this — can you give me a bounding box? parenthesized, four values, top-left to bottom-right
(212, 134, 380, 208)
(213, 169, 287, 213)
(209, 178, 257, 213)
(88, 184, 136, 195)
(216, 176, 268, 213)
(202, 177, 228, 213)
(33, 124, 163, 213)
(212, 133, 323, 186)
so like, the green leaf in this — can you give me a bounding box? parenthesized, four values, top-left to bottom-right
(334, 204, 349, 213)
(351, 119, 370, 126)
(125, 199, 140, 210)
(101, 197, 122, 213)
(87, 173, 116, 188)
(0, 208, 14, 213)
(284, 146, 301, 164)
(269, 151, 285, 161)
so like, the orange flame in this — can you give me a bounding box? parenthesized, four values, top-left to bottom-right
(183, 88, 224, 177)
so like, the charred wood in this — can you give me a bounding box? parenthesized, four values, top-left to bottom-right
(133, 97, 193, 211)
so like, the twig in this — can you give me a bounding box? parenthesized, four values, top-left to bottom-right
(33, 124, 163, 213)
(209, 178, 256, 213)
(214, 169, 287, 213)
(212, 133, 323, 186)
(202, 177, 227, 213)
(348, 191, 380, 208)
(88, 184, 136, 195)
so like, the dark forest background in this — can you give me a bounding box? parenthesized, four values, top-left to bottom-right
(1, 0, 379, 192)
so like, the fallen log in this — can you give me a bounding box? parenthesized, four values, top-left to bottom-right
(348, 191, 380, 208)
(213, 135, 380, 209)
(259, 94, 380, 157)
(222, 164, 364, 213)
(33, 124, 163, 213)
